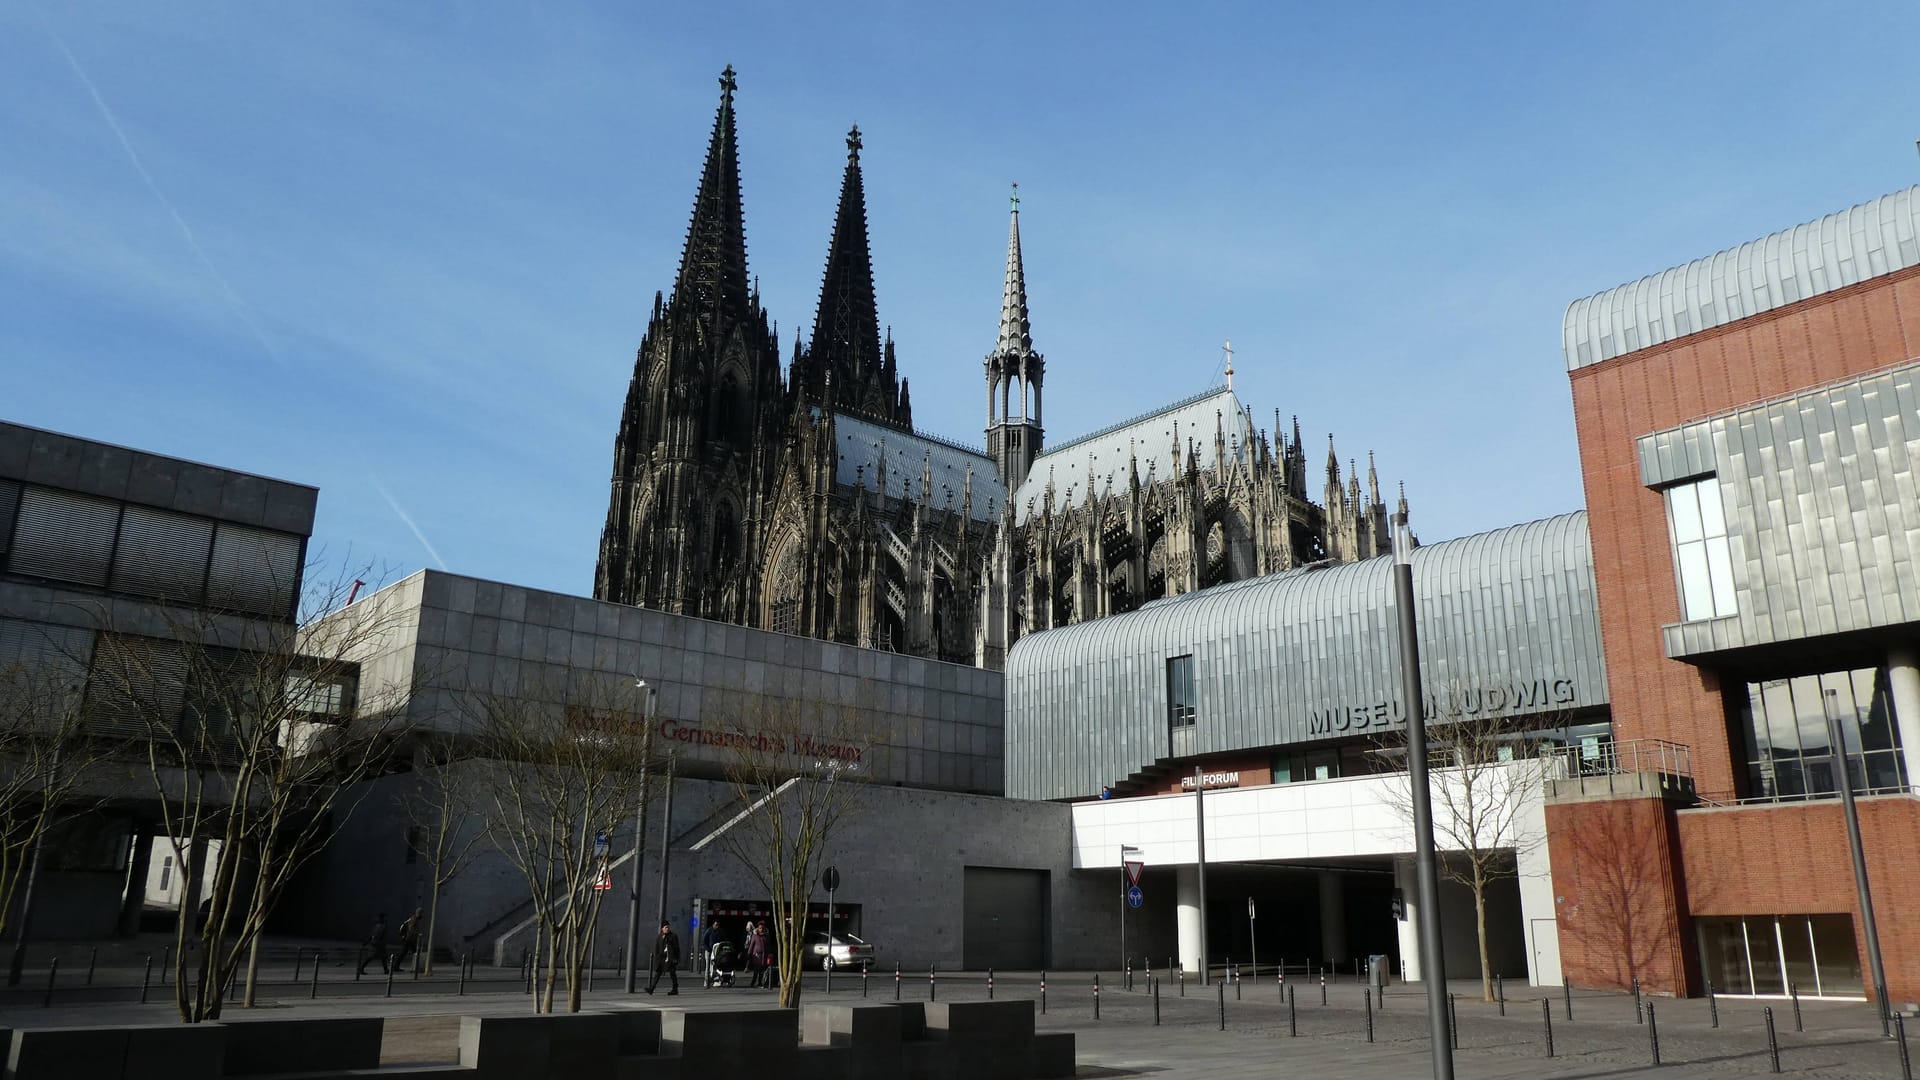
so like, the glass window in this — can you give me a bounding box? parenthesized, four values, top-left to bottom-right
(1664, 478, 1737, 620)
(1740, 668, 1904, 800)
(1809, 914, 1862, 996)
(7, 486, 119, 588)
(1697, 914, 1862, 998)
(1166, 654, 1196, 729)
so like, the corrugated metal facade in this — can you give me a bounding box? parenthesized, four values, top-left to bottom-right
(1004, 512, 1607, 800)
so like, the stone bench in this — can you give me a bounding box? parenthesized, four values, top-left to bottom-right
(222, 1018, 385, 1076)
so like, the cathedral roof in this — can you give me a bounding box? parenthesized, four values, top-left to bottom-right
(1011, 387, 1254, 523)
(832, 412, 1007, 521)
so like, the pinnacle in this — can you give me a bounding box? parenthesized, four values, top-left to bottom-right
(996, 184, 1035, 358)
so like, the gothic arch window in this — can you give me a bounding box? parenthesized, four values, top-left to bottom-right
(766, 537, 803, 636)
(713, 367, 750, 444)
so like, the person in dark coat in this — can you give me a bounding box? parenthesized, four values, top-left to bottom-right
(357, 914, 389, 976)
(646, 921, 681, 995)
(395, 907, 424, 971)
(700, 920, 721, 976)
(745, 922, 769, 988)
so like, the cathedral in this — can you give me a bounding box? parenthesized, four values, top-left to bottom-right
(594, 68, 1407, 670)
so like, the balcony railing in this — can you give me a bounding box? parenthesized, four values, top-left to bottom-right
(1542, 738, 1695, 800)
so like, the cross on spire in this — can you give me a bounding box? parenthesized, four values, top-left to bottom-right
(1010, 181, 1020, 213)
(719, 64, 736, 95)
(846, 124, 862, 161)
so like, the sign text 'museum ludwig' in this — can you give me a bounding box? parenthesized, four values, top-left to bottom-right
(1306, 676, 1579, 737)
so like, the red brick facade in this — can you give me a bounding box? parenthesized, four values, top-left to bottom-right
(1557, 261, 1920, 1000)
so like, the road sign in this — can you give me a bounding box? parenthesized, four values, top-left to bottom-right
(822, 866, 841, 892)
(1126, 886, 1143, 909)
(1123, 859, 1144, 887)
(591, 856, 612, 891)
(593, 831, 610, 857)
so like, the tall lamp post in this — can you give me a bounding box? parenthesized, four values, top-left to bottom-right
(624, 679, 658, 994)
(653, 748, 678, 958)
(1824, 687, 1890, 1033)
(1393, 511, 1454, 1080)
(1193, 765, 1210, 985)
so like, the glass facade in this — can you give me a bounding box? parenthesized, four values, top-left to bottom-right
(1166, 654, 1196, 729)
(1696, 915, 1862, 998)
(1735, 668, 1905, 799)
(1664, 476, 1737, 621)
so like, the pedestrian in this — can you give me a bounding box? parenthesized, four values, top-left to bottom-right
(646, 921, 681, 995)
(395, 907, 424, 971)
(746, 921, 768, 988)
(700, 919, 720, 976)
(357, 913, 389, 976)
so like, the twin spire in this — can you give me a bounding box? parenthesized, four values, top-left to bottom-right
(670, 65, 750, 320)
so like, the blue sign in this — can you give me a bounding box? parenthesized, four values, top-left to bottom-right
(1127, 886, 1143, 909)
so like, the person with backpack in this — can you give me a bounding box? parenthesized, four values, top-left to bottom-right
(357, 914, 389, 976)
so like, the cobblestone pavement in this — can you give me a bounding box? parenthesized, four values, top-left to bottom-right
(1, 969, 1911, 1078)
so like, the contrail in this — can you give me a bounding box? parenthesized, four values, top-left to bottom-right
(375, 483, 449, 571)
(37, 11, 288, 368)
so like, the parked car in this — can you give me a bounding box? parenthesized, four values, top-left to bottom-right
(804, 931, 875, 971)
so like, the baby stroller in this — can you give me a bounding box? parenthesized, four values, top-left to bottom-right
(707, 941, 739, 987)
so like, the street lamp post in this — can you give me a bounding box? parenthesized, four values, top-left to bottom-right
(1193, 765, 1210, 986)
(624, 680, 658, 994)
(1393, 512, 1454, 1080)
(653, 748, 678, 957)
(1825, 687, 1890, 1033)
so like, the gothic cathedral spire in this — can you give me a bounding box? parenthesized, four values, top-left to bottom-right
(672, 65, 750, 320)
(796, 125, 908, 427)
(985, 183, 1045, 487)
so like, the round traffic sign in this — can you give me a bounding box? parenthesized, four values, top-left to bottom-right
(1127, 885, 1143, 909)
(822, 866, 841, 892)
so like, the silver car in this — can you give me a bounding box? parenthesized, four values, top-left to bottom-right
(804, 931, 875, 971)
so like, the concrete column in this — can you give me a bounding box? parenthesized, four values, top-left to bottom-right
(1318, 871, 1346, 968)
(1176, 865, 1203, 975)
(1889, 644, 1920, 786)
(1393, 858, 1421, 983)
(116, 826, 155, 937)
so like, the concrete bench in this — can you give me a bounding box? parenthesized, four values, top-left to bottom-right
(920, 1001, 1039, 1080)
(1030, 1031, 1075, 1079)
(801, 1002, 907, 1080)
(222, 1018, 384, 1077)
(8, 1026, 131, 1080)
(657, 1007, 798, 1077)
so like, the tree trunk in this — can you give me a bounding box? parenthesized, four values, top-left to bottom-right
(1474, 867, 1492, 1002)
(424, 876, 442, 977)
(243, 933, 261, 1008)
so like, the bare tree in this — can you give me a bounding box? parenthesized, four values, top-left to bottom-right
(83, 566, 415, 1021)
(399, 736, 486, 975)
(706, 696, 874, 1008)
(1378, 696, 1553, 1002)
(468, 675, 653, 1013)
(0, 654, 114, 951)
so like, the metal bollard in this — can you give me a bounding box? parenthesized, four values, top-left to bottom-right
(1288, 984, 1297, 1036)
(1364, 988, 1373, 1042)
(43, 958, 58, 1008)
(293, 948, 304, 985)
(1543, 998, 1555, 1057)
(87, 947, 97, 986)
(1235, 964, 1242, 1001)
(1320, 973, 1327, 1005)
(1497, 973, 1505, 1016)
(862, 966, 869, 998)
(1125, 959, 1131, 992)
(162, 945, 172, 984)
(1564, 980, 1573, 1021)
(1094, 973, 1100, 1020)
(929, 963, 936, 1001)
(1450, 993, 1459, 1050)
(1040, 970, 1047, 1014)
(895, 963, 901, 1001)
(1896, 1013, 1912, 1080)
(1153, 975, 1161, 1025)
(523, 952, 532, 994)
(140, 957, 152, 1004)
(1765, 1006, 1781, 1074)
(1708, 978, 1718, 1028)
(1218, 980, 1226, 1031)
(1632, 976, 1643, 1023)
(1648, 1002, 1661, 1065)
(310, 954, 320, 999)
(386, 959, 396, 998)
(458, 952, 468, 996)
(1179, 968, 1185, 997)
(1790, 982, 1802, 1032)
(989, 968, 994, 999)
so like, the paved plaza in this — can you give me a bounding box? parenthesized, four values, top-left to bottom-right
(0, 964, 1911, 1079)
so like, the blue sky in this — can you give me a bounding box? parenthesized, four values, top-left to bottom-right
(7, 2, 1919, 597)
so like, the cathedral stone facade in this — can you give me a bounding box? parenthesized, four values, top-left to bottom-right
(595, 70, 1407, 670)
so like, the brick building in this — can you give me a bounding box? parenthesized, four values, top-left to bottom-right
(1551, 186, 1920, 1001)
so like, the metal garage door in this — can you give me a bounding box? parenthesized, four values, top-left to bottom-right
(962, 866, 1048, 970)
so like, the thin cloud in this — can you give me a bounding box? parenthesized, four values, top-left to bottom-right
(36, 10, 287, 368)
(374, 482, 449, 571)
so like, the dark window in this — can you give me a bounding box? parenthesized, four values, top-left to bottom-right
(1739, 667, 1904, 799)
(8, 486, 120, 587)
(206, 523, 303, 618)
(771, 598, 800, 637)
(1167, 654, 1196, 729)
(0, 479, 20, 562)
(110, 505, 214, 604)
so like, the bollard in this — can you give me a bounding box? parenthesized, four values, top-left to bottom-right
(310, 954, 320, 999)
(1497, 973, 1506, 1016)
(1896, 1013, 1912, 1080)
(1125, 959, 1131, 992)
(161, 945, 171, 985)
(1179, 969, 1185, 997)
(1320, 973, 1327, 1006)
(930, 963, 937, 1002)
(1632, 976, 1643, 1023)
(293, 948, 304, 985)
(1648, 1002, 1661, 1066)
(863, 966, 869, 998)
(989, 967, 995, 999)
(140, 956, 152, 1004)
(1790, 982, 1802, 1032)
(1708, 978, 1718, 1028)
(1040, 970, 1047, 1014)
(1094, 973, 1101, 1020)
(1218, 980, 1226, 1031)
(458, 952, 468, 996)
(43, 958, 58, 1008)
(1153, 975, 1161, 1025)
(87, 947, 97, 986)
(356, 947, 365, 981)
(1364, 988, 1373, 1042)
(1235, 964, 1242, 1001)
(1564, 980, 1573, 1021)
(1765, 1006, 1781, 1074)
(1542, 998, 1554, 1057)
(1288, 984, 1297, 1036)
(895, 963, 901, 1001)
(523, 952, 532, 994)
(1450, 993, 1459, 1050)
(386, 959, 396, 998)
